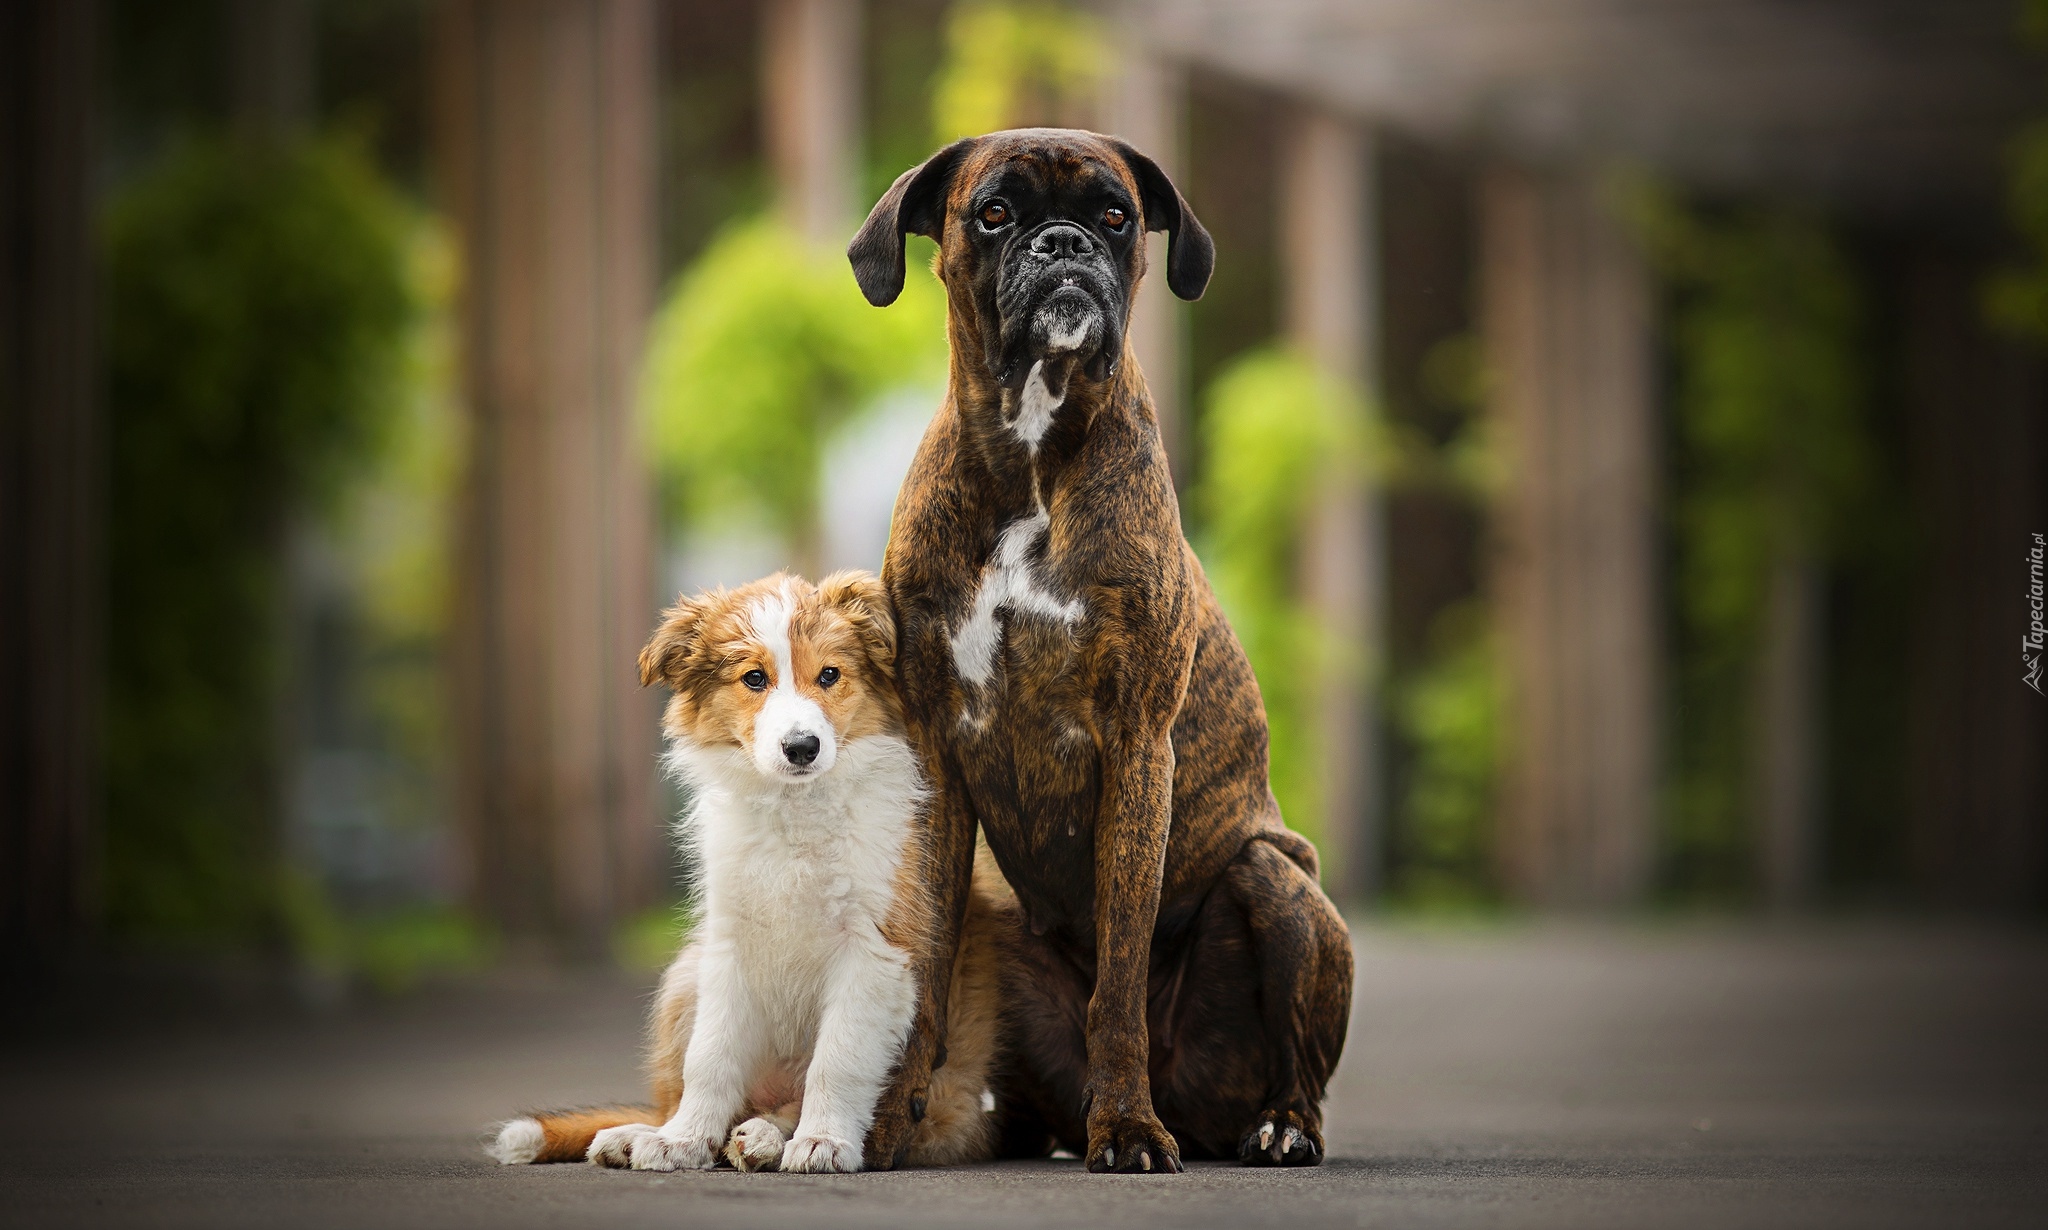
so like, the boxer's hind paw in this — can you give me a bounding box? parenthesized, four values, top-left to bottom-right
(1237, 1110, 1322, 1167)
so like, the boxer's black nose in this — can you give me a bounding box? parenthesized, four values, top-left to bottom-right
(1031, 223, 1094, 260)
(782, 733, 821, 766)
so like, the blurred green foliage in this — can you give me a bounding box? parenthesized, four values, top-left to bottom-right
(1626, 181, 1875, 900)
(1986, 0, 2048, 342)
(1984, 119, 2048, 339)
(280, 870, 492, 995)
(326, 221, 462, 818)
(104, 134, 423, 946)
(931, 1, 1108, 143)
(1383, 332, 1505, 909)
(1195, 349, 1369, 853)
(641, 218, 947, 561)
(1391, 602, 1503, 909)
(612, 904, 694, 974)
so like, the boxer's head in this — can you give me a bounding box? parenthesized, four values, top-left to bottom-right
(849, 129, 1212, 392)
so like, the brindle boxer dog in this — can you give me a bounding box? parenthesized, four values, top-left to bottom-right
(847, 129, 1353, 1174)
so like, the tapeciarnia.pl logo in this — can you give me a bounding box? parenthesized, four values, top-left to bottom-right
(2028, 532, 2045, 696)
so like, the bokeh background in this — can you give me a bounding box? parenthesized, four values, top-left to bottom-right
(4, 0, 2046, 997)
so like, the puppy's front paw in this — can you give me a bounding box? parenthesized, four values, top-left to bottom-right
(587, 1123, 657, 1168)
(629, 1129, 721, 1172)
(781, 1132, 862, 1173)
(724, 1117, 788, 1172)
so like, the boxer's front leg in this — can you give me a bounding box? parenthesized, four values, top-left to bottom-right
(1083, 727, 1182, 1174)
(863, 753, 978, 1169)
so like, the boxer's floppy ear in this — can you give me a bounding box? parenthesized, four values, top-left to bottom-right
(848, 138, 977, 307)
(1110, 138, 1215, 302)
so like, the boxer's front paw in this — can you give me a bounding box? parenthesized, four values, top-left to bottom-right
(782, 1132, 862, 1173)
(1085, 1111, 1182, 1174)
(629, 1128, 721, 1171)
(1237, 1110, 1322, 1167)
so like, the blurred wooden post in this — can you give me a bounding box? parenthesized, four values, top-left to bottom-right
(1108, 31, 1190, 486)
(1281, 106, 1384, 901)
(1482, 165, 1658, 908)
(0, 0, 99, 973)
(1905, 253, 2047, 910)
(764, 0, 860, 244)
(1756, 552, 1822, 908)
(761, 0, 860, 576)
(438, 0, 661, 957)
(231, 0, 314, 141)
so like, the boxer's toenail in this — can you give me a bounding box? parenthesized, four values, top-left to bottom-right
(1281, 1127, 1300, 1153)
(1258, 1122, 1274, 1150)
(1140, 1150, 1152, 1171)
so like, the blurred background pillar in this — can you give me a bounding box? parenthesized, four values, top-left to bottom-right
(1108, 28, 1189, 486)
(437, 0, 661, 958)
(1905, 252, 2048, 911)
(1756, 552, 1822, 908)
(1281, 106, 1384, 902)
(1, 0, 99, 972)
(764, 0, 861, 244)
(231, 0, 314, 141)
(1483, 165, 1658, 908)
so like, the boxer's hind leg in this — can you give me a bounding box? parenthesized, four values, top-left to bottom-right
(1227, 832, 1352, 1166)
(1146, 833, 1352, 1167)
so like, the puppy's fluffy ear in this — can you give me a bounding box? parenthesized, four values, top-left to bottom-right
(819, 570, 897, 680)
(639, 594, 710, 688)
(848, 138, 976, 307)
(1110, 138, 1214, 302)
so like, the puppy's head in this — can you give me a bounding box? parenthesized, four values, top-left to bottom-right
(639, 571, 900, 784)
(848, 129, 1212, 393)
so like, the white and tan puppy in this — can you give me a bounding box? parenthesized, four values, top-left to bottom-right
(488, 571, 1005, 1173)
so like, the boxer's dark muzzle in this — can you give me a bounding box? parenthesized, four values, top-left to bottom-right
(992, 219, 1126, 388)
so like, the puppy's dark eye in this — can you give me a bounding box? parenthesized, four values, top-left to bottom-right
(979, 201, 1010, 229)
(1103, 206, 1127, 229)
(741, 669, 767, 691)
(817, 666, 841, 688)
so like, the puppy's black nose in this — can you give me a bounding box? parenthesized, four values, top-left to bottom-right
(782, 733, 821, 767)
(1030, 223, 1094, 260)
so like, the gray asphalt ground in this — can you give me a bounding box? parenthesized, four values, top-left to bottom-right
(3, 920, 2044, 1230)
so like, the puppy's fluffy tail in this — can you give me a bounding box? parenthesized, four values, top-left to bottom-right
(488, 1106, 662, 1164)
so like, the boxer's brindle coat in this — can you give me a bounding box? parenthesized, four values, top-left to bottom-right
(849, 129, 1353, 1174)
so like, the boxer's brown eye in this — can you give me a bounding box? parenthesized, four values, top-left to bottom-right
(742, 669, 767, 691)
(817, 666, 840, 688)
(979, 202, 1010, 228)
(1103, 206, 1127, 229)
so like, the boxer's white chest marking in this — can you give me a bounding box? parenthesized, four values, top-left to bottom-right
(1010, 360, 1061, 452)
(950, 505, 1083, 687)
(953, 368, 1087, 689)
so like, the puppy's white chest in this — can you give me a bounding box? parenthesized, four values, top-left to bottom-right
(949, 506, 1083, 687)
